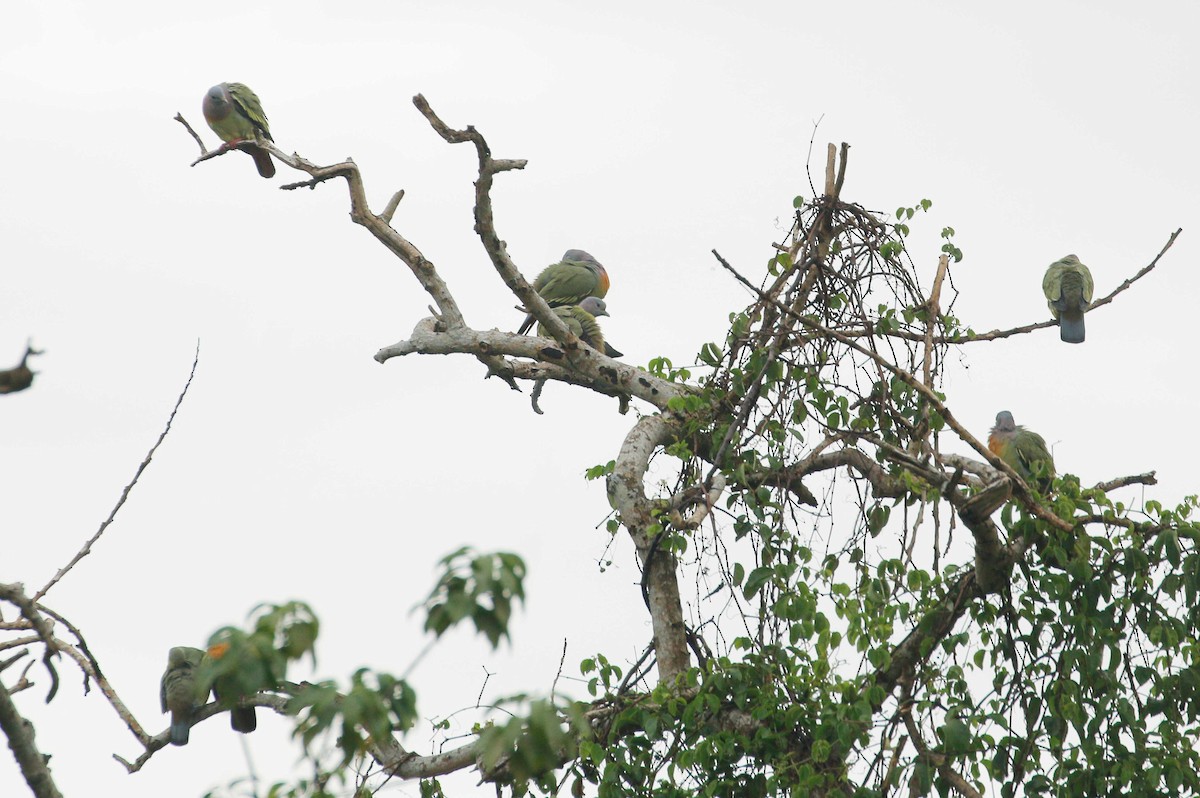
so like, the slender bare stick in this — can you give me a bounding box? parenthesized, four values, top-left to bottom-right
(173, 113, 208, 155)
(34, 344, 199, 602)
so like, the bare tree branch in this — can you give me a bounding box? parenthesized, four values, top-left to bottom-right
(34, 344, 199, 603)
(0, 585, 60, 703)
(0, 676, 63, 798)
(374, 318, 681, 409)
(1093, 472, 1157, 492)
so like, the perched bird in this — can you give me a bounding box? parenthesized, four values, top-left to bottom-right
(1042, 254, 1094, 344)
(537, 296, 623, 357)
(202, 82, 275, 178)
(517, 250, 610, 334)
(988, 410, 1055, 492)
(204, 642, 257, 734)
(0, 341, 42, 395)
(160, 646, 208, 746)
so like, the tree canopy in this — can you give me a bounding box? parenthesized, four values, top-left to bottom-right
(2, 95, 1194, 798)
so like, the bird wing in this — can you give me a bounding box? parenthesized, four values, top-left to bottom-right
(227, 83, 273, 141)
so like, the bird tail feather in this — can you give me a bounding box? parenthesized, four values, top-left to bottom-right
(170, 720, 190, 746)
(1058, 312, 1085, 343)
(231, 707, 257, 734)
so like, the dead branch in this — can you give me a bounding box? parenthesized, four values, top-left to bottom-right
(1093, 472, 1157, 492)
(0, 584, 60, 703)
(34, 345, 199, 603)
(0, 676, 63, 798)
(173, 113, 208, 155)
(374, 318, 678, 410)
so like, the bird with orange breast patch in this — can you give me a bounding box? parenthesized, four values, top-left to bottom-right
(517, 249, 610, 335)
(988, 410, 1055, 493)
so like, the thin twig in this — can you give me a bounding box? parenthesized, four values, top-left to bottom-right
(173, 113, 208, 155)
(34, 344, 200, 602)
(1087, 229, 1181, 312)
(549, 639, 568, 705)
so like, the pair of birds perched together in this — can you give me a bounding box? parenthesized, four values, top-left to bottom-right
(160, 645, 256, 746)
(202, 83, 621, 358)
(518, 250, 622, 357)
(987, 254, 1095, 492)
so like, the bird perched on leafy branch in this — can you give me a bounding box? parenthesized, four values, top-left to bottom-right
(1042, 254, 1094, 343)
(203, 641, 258, 733)
(517, 250, 610, 334)
(202, 82, 275, 178)
(988, 411, 1055, 493)
(538, 296, 623, 357)
(160, 646, 209, 745)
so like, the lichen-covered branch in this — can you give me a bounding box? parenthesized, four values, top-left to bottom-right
(0, 674, 62, 798)
(608, 416, 691, 684)
(375, 318, 686, 410)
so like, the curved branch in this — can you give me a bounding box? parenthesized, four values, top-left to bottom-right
(666, 473, 726, 531)
(608, 416, 691, 683)
(115, 692, 291, 773)
(409, 96, 568, 347)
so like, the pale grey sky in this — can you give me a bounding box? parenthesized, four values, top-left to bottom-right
(2, 1, 1198, 795)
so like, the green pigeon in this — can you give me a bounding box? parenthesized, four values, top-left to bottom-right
(160, 646, 209, 746)
(517, 249, 611, 334)
(987, 410, 1055, 492)
(1042, 254, 1094, 344)
(0, 342, 41, 395)
(537, 296, 623, 357)
(204, 642, 257, 734)
(202, 82, 275, 178)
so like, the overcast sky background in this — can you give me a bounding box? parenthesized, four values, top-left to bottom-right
(2, 1, 1198, 795)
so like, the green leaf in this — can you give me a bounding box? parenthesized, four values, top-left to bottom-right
(940, 717, 971, 755)
(743, 566, 773, 599)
